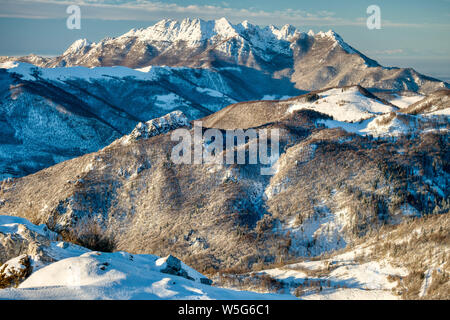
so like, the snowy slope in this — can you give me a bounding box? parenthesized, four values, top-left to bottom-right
(388, 93, 424, 109)
(0, 215, 294, 300)
(285, 86, 449, 137)
(317, 112, 449, 137)
(1, 251, 293, 300)
(228, 245, 408, 300)
(287, 87, 396, 122)
(0, 215, 57, 240)
(400, 88, 450, 115)
(0, 61, 161, 82)
(427, 108, 450, 116)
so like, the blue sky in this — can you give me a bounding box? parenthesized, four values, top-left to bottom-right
(0, 0, 449, 80)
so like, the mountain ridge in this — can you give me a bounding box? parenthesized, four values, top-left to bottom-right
(1, 87, 448, 271)
(0, 60, 301, 179)
(1, 18, 447, 94)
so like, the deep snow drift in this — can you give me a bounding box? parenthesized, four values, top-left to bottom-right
(0, 215, 294, 300)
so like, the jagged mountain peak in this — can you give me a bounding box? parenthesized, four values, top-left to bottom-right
(114, 17, 306, 45)
(2, 18, 446, 95)
(44, 18, 361, 69)
(65, 18, 357, 57)
(121, 17, 240, 43)
(63, 38, 93, 55)
(314, 29, 357, 54)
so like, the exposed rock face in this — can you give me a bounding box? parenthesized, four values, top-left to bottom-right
(157, 254, 212, 285)
(0, 254, 32, 288)
(0, 217, 56, 266)
(0, 217, 59, 287)
(110, 111, 191, 157)
(128, 111, 191, 141)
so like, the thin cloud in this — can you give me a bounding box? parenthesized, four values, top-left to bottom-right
(371, 49, 404, 55)
(1, 0, 448, 29)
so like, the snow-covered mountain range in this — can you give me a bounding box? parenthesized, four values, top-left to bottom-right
(0, 17, 449, 300)
(2, 18, 447, 93)
(0, 18, 448, 179)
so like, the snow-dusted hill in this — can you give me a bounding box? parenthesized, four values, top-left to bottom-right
(202, 85, 449, 138)
(216, 212, 449, 300)
(400, 88, 450, 115)
(202, 85, 397, 129)
(221, 246, 408, 300)
(287, 86, 397, 122)
(5, 252, 294, 300)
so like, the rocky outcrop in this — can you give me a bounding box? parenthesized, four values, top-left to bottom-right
(111, 110, 191, 147)
(157, 254, 212, 285)
(0, 217, 57, 266)
(0, 254, 32, 288)
(0, 217, 59, 288)
(128, 111, 191, 141)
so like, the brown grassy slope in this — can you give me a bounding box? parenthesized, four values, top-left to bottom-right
(0, 109, 448, 272)
(201, 85, 393, 130)
(367, 213, 450, 300)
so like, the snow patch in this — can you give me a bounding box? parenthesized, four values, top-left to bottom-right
(288, 87, 395, 122)
(0, 215, 57, 239)
(196, 87, 224, 98)
(389, 93, 424, 109)
(1, 62, 163, 82)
